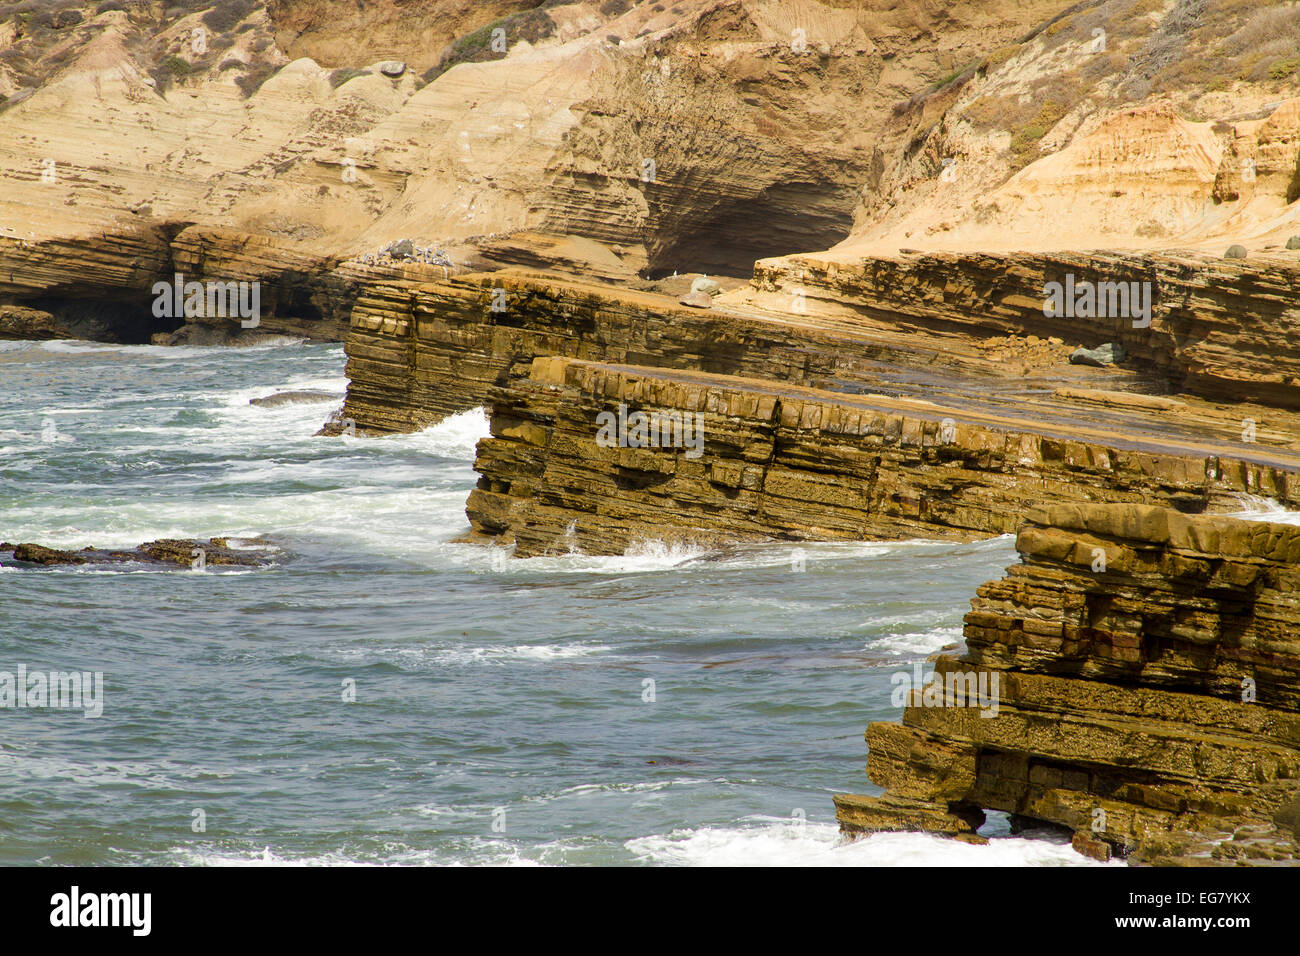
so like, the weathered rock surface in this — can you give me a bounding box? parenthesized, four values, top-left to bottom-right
(1, 538, 274, 569)
(250, 389, 342, 407)
(745, 249, 1300, 409)
(463, 357, 1300, 557)
(1069, 343, 1125, 367)
(0, 304, 73, 340)
(835, 503, 1300, 865)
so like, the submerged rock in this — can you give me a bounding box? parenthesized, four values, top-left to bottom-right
(152, 323, 275, 347)
(2, 538, 274, 569)
(1068, 342, 1126, 366)
(250, 390, 343, 407)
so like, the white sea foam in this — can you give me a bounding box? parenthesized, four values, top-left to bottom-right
(870, 625, 964, 658)
(164, 840, 544, 867)
(322, 638, 610, 671)
(381, 407, 490, 460)
(504, 538, 710, 574)
(625, 819, 1117, 867)
(154, 817, 1115, 868)
(1228, 499, 1300, 526)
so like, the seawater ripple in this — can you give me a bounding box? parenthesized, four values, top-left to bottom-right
(0, 340, 1121, 866)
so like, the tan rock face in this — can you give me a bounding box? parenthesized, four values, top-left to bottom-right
(463, 357, 1300, 558)
(263, 0, 545, 74)
(838, 0, 1300, 256)
(746, 248, 1300, 409)
(0, 0, 1074, 297)
(837, 503, 1300, 865)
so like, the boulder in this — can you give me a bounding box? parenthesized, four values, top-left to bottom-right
(1068, 342, 1126, 367)
(1226, 244, 1248, 259)
(384, 238, 415, 259)
(1287, 236, 1300, 251)
(0, 305, 73, 340)
(250, 390, 343, 407)
(378, 60, 406, 77)
(678, 290, 714, 309)
(690, 276, 721, 296)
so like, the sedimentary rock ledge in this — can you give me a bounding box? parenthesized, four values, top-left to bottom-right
(835, 503, 1300, 865)
(748, 249, 1300, 409)
(464, 357, 1300, 558)
(338, 268, 1300, 452)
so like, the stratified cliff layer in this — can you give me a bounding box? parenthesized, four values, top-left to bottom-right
(745, 248, 1300, 409)
(0, 225, 360, 342)
(835, 503, 1300, 865)
(462, 357, 1300, 557)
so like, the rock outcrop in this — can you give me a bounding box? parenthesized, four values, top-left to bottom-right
(835, 503, 1300, 865)
(463, 356, 1300, 557)
(745, 248, 1300, 409)
(0, 538, 274, 569)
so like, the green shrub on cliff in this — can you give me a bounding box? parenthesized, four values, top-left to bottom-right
(424, 8, 557, 83)
(151, 54, 193, 92)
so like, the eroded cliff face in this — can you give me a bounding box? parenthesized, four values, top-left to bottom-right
(836, 503, 1300, 865)
(263, 0, 546, 74)
(0, 0, 1074, 312)
(744, 247, 1300, 409)
(836, 0, 1300, 256)
(462, 355, 1300, 557)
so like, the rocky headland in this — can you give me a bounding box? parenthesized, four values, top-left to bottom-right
(5, 0, 1300, 864)
(837, 503, 1300, 865)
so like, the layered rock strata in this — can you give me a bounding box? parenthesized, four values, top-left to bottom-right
(0, 226, 362, 343)
(835, 503, 1300, 865)
(338, 268, 979, 434)
(747, 249, 1300, 410)
(463, 357, 1300, 558)
(339, 251, 1300, 449)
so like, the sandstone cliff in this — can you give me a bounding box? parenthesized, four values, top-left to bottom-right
(462, 354, 1300, 557)
(836, 503, 1300, 865)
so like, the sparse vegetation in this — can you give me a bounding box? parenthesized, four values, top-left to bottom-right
(1010, 98, 1068, 166)
(201, 0, 255, 34)
(151, 53, 193, 92)
(329, 67, 371, 89)
(979, 45, 1020, 75)
(425, 8, 557, 82)
(234, 61, 276, 98)
(1268, 56, 1300, 81)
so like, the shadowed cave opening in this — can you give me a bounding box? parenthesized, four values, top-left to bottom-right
(646, 180, 856, 278)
